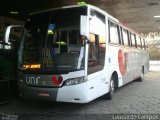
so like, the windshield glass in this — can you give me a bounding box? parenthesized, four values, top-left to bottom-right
(19, 7, 87, 74)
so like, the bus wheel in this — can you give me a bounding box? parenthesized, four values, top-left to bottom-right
(137, 67, 144, 82)
(106, 77, 114, 100)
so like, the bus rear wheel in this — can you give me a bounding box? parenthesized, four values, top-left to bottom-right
(106, 77, 114, 100)
(137, 67, 144, 82)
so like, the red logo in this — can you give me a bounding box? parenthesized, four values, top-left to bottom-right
(52, 76, 63, 85)
(118, 49, 127, 76)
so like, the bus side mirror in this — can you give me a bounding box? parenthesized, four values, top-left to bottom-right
(80, 15, 89, 37)
(4, 25, 23, 46)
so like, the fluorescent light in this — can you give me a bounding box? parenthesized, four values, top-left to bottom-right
(10, 11, 19, 14)
(154, 15, 160, 18)
(77, 2, 87, 5)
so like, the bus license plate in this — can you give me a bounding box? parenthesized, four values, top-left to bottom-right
(38, 91, 50, 97)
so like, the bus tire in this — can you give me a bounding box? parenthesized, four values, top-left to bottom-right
(106, 77, 114, 100)
(137, 67, 144, 82)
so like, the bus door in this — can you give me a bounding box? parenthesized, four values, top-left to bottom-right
(88, 10, 106, 75)
(86, 9, 107, 97)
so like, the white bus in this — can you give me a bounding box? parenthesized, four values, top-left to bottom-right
(8, 4, 149, 103)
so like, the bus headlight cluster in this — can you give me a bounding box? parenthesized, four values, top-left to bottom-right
(64, 77, 87, 86)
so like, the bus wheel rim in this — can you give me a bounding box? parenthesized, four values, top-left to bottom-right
(111, 79, 114, 93)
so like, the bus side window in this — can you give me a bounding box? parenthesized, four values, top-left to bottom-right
(131, 33, 136, 48)
(142, 39, 146, 50)
(119, 27, 124, 45)
(108, 21, 119, 44)
(134, 34, 137, 48)
(128, 32, 132, 47)
(141, 38, 145, 50)
(117, 25, 122, 45)
(136, 36, 142, 49)
(145, 40, 148, 50)
(122, 28, 129, 46)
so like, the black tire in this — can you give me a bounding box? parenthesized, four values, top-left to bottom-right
(106, 77, 114, 100)
(137, 67, 144, 82)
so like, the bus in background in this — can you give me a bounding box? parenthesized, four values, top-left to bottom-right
(5, 4, 149, 103)
(0, 26, 22, 104)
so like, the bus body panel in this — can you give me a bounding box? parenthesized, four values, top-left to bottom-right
(105, 44, 149, 87)
(56, 82, 90, 103)
(85, 70, 109, 101)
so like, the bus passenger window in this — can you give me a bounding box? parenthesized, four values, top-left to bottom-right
(145, 40, 148, 50)
(143, 39, 146, 50)
(109, 21, 119, 44)
(122, 28, 129, 46)
(131, 33, 136, 48)
(136, 36, 142, 49)
(141, 38, 145, 50)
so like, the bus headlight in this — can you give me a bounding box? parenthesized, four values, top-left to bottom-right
(64, 77, 87, 86)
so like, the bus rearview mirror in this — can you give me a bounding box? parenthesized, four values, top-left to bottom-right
(80, 15, 89, 38)
(4, 25, 23, 45)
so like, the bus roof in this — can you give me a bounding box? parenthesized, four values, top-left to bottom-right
(29, 4, 87, 15)
(29, 4, 144, 38)
(29, 4, 119, 22)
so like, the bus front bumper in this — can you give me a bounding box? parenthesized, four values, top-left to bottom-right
(18, 83, 90, 103)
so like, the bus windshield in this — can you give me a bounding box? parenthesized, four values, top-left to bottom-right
(19, 7, 87, 74)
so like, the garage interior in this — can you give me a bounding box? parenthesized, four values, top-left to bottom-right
(0, 0, 160, 103)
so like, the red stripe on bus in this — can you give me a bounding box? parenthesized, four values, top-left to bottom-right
(118, 49, 127, 76)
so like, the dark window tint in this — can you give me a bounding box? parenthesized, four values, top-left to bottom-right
(69, 30, 79, 46)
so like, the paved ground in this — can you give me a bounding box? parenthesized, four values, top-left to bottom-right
(0, 66, 160, 120)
